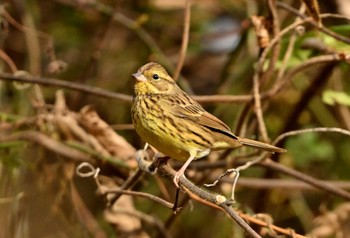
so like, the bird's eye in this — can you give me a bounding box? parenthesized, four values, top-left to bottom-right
(152, 74, 159, 80)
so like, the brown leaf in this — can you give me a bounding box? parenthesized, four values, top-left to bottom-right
(79, 105, 137, 168)
(251, 16, 270, 49)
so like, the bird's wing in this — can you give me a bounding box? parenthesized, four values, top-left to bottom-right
(168, 102, 285, 152)
(159, 94, 286, 153)
(161, 95, 238, 139)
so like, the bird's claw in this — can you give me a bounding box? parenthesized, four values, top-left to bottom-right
(173, 173, 181, 188)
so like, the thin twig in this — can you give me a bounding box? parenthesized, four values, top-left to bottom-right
(0, 72, 132, 102)
(0, 49, 18, 72)
(252, 72, 268, 141)
(231, 178, 350, 190)
(238, 212, 307, 238)
(260, 0, 281, 84)
(109, 169, 144, 206)
(173, 0, 191, 82)
(276, 5, 305, 82)
(104, 189, 174, 209)
(265, 54, 350, 98)
(277, 2, 350, 44)
(259, 159, 350, 200)
(194, 94, 253, 103)
(205, 153, 267, 200)
(273, 127, 350, 145)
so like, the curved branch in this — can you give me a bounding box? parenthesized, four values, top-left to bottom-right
(160, 163, 262, 238)
(0, 72, 132, 103)
(104, 189, 174, 209)
(277, 2, 350, 44)
(259, 159, 350, 200)
(0, 72, 255, 104)
(265, 54, 350, 97)
(0, 130, 95, 163)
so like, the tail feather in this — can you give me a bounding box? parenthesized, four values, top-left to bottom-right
(237, 137, 287, 153)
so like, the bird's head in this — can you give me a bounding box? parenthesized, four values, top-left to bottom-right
(132, 62, 177, 95)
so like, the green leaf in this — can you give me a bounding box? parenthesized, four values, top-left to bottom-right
(286, 132, 334, 168)
(322, 90, 350, 106)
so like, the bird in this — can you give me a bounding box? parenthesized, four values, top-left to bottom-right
(131, 62, 286, 187)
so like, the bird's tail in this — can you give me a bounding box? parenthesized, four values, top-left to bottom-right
(237, 137, 287, 153)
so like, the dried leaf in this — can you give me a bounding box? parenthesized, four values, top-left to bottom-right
(100, 178, 149, 237)
(310, 203, 350, 237)
(251, 16, 270, 49)
(79, 106, 137, 168)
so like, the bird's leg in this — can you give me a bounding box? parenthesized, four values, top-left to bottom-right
(173, 154, 195, 188)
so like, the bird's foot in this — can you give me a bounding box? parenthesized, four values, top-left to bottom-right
(173, 171, 183, 188)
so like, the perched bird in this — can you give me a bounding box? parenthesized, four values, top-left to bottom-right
(131, 62, 286, 187)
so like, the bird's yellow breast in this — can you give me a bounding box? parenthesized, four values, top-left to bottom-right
(131, 96, 213, 161)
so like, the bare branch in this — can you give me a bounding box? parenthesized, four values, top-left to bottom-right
(0, 72, 132, 103)
(173, 0, 191, 82)
(259, 159, 350, 200)
(0, 130, 94, 163)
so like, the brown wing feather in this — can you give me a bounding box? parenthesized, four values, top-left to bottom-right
(197, 112, 233, 135)
(160, 94, 286, 153)
(161, 95, 239, 140)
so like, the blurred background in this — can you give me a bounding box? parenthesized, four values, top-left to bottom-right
(1, 0, 350, 237)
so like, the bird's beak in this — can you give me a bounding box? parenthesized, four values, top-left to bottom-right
(132, 72, 147, 82)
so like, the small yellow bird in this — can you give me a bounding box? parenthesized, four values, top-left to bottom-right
(131, 62, 286, 187)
